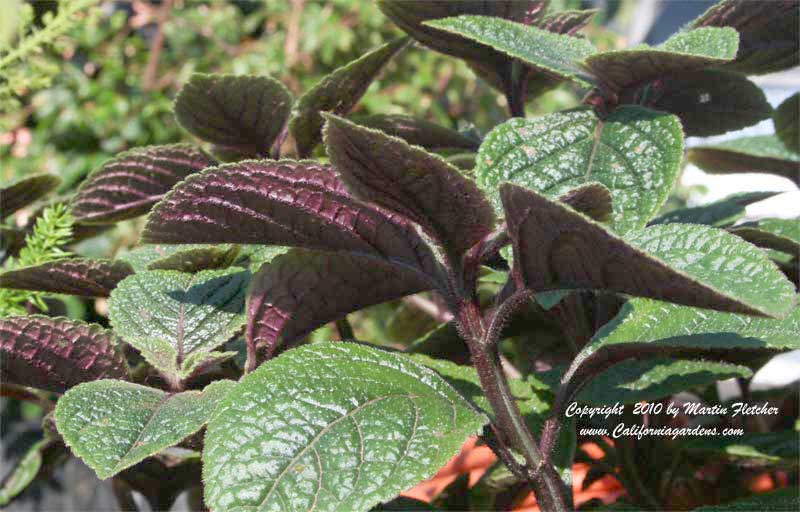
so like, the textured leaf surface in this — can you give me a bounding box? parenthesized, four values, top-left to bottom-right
(730, 218, 800, 254)
(583, 27, 738, 92)
(325, 114, 494, 256)
(290, 37, 409, 157)
(688, 135, 800, 185)
(0, 258, 133, 297)
(119, 244, 234, 272)
(174, 74, 293, 159)
(0, 439, 48, 506)
(650, 191, 777, 227)
(425, 15, 596, 87)
(681, 431, 799, 465)
(203, 342, 486, 512)
(142, 160, 439, 277)
(71, 145, 217, 224)
(55, 379, 235, 479)
(774, 92, 799, 153)
(625, 70, 772, 137)
(692, 0, 800, 75)
(146, 244, 240, 272)
(247, 249, 431, 361)
(0, 174, 61, 218)
(109, 268, 248, 376)
(353, 114, 479, 151)
(693, 488, 799, 511)
(584, 299, 800, 357)
(538, 9, 597, 35)
(501, 185, 795, 318)
(0, 316, 128, 393)
(476, 107, 683, 233)
(578, 358, 751, 405)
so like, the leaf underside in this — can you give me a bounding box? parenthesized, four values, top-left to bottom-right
(0, 316, 128, 393)
(730, 218, 800, 255)
(202, 342, 486, 512)
(247, 249, 431, 362)
(501, 184, 795, 318)
(650, 191, 777, 227)
(174, 74, 293, 159)
(353, 114, 479, 152)
(1, 174, 61, 218)
(688, 135, 800, 185)
(0, 258, 134, 297)
(71, 145, 217, 224)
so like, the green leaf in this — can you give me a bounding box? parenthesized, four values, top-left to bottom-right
(0, 315, 129, 393)
(0, 439, 48, 506)
(624, 70, 772, 137)
(0, 258, 133, 297)
(501, 184, 795, 318)
(774, 92, 799, 153)
(108, 268, 249, 378)
(174, 74, 293, 159)
(691, 488, 799, 511)
(584, 299, 800, 357)
(119, 243, 236, 273)
(290, 37, 409, 157)
(730, 218, 800, 255)
(324, 113, 495, 256)
(353, 114, 479, 152)
(247, 249, 431, 363)
(424, 15, 596, 87)
(71, 144, 217, 224)
(584, 27, 739, 92)
(55, 379, 235, 479)
(692, 0, 799, 75)
(476, 107, 683, 233)
(203, 342, 487, 512)
(688, 135, 800, 186)
(577, 358, 752, 405)
(681, 431, 799, 466)
(650, 191, 778, 227)
(0, 173, 61, 218)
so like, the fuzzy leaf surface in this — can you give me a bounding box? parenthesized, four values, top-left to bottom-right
(325, 114, 494, 256)
(290, 37, 409, 157)
(583, 299, 800, 357)
(203, 342, 486, 512)
(55, 379, 235, 479)
(424, 15, 596, 87)
(577, 358, 752, 405)
(247, 249, 431, 361)
(0, 316, 128, 393)
(119, 244, 236, 272)
(109, 268, 248, 376)
(478, 107, 683, 233)
(353, 114, 479, 151)
(692, 0, 799, 75)
(774, 92, 799, 153)
(71, 145, 217, 224)
(1, 174, 61, 218)
(0, 258, 133, 297)
(501, 185, 795, 318)
(583, 27, 739, 92)
(626, 70, 772, 136)
(688, 135, 800, 185)
(650, 191, 777, 227)
(0, 439, 50, 506)
(174, 74, 293, 159)
(142, 160, 439, 278)
(730, 218, 800, 255)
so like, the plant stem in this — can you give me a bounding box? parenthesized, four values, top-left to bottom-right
(457, 300, 570, 512)
(335, 316, 355, 340)
(619, 436, 661, 509)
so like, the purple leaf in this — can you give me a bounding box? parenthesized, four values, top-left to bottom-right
(142, 160, 441, 279)
(538, 9, 597, 35)
(353, 114, 479, 152)
(0, 258, 133, 297)
(247, 249, 431, 362)
(0, 316, 129, 393)
(501, 184, 791, 317)
(324, 114, 495, 256)
(290, 37, 409, 157)
(174, 74, 293, 159)
(692, 0, 799, 75)
(558, 183, 613, 223)
(1, 174, 61, 218)
(72, 145, 217, 224)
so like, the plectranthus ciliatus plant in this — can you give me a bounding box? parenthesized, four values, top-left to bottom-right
(1, 1, 799, 511)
